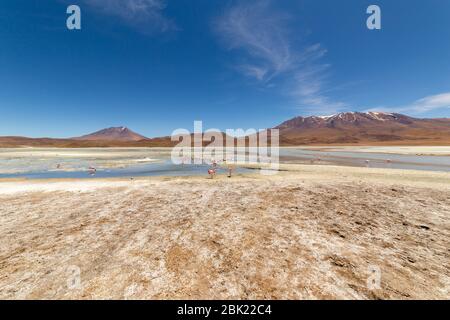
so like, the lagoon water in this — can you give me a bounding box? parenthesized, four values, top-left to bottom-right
(280, 148, 450, 172)
(0, 147, 449, 179)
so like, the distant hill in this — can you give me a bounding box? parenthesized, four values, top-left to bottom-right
(72, 127, 148, 141)
(274, 112, 450, 145)
(0, 136, 174, 148)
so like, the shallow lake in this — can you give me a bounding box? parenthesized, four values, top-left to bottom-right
(280, 148, 450, 172)
(0, 147, 449, 179)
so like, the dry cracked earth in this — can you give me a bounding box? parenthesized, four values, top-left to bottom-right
(0, 171, 449, 299)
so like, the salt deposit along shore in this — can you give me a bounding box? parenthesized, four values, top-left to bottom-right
(0, 165, 449, 299)
(301, 146, 450, 156)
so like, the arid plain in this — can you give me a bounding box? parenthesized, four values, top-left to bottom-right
(0, 162, 449, 299)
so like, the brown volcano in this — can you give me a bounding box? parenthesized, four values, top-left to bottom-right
(72, 127, 148, 141)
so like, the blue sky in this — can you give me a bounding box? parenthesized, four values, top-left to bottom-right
(1, 0, 450, 138)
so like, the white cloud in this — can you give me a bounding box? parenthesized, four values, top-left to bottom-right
(214, 0, 348, 114)
(215, 1, 292, 78)
(84, 0, 176, 34)
(366, 92, 450, 115)
(411, 93, 450, 113)
(239, 65, 268, 81)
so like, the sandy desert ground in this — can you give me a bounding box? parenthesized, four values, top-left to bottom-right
(0, 165, 449, 299)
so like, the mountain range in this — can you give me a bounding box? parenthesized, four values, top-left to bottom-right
(275, 112, 450, 145)
(1, 112, 449, 147)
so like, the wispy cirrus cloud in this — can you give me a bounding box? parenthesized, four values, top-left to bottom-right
(214, 0, 347, 115)
(366, 92, 450, 115)
(84, 0, 176, 34)
(215, 1, 292, 81)
(409, 92, 450, 113)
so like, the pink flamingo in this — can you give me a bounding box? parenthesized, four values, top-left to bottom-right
(208, 168, 216, 179)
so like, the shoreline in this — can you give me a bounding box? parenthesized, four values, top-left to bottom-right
(1, 164, 450, 194)
(1, 145, 450, 156)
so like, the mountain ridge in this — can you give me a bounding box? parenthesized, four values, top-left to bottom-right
(1, 112, 449, 147)
(274, 111, 450, 145)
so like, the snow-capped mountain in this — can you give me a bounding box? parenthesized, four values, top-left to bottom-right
(275, 112, 450, 145)
(276, 112, 415, 129)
